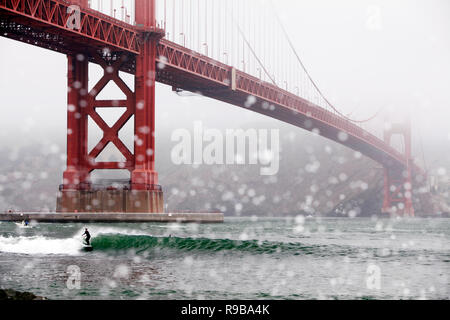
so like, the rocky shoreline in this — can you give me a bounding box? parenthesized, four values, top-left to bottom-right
(0, 288, 48, 300)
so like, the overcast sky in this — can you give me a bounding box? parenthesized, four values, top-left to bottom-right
(0, 0, 449, 165)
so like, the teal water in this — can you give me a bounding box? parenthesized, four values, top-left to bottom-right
(0, 217, 448, 300)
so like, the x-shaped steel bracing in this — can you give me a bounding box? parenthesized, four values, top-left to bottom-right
(86, 53, 135, 173)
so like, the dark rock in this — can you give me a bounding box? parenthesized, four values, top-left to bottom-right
(0, 288, 48, 300)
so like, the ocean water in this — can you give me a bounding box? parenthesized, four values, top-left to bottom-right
(0, 217, 448, 300)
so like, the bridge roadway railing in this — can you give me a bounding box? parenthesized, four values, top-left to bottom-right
(0, 0, 140, 53)
(234, 69, 407, 167)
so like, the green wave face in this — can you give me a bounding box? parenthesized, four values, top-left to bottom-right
(90, 234, 327, 256)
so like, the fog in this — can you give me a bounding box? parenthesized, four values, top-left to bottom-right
(0, 0, 449, 176)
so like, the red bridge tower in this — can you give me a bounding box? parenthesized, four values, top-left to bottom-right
(57, 0, 164, 213)
(382, 117, 415, 217)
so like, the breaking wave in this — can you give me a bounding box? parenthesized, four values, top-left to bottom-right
(91, 234, 330, 255)
(0, 232, 334, 256)
(0, 232, 431, 258)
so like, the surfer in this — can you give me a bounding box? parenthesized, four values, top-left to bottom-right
(82, 228, 91, 245)
(17, 219, 30, 227)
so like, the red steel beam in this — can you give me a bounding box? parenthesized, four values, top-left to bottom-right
(0, 0, 140, 54)
(156, 39, 230, 88)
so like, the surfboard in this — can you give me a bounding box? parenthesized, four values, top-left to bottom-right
(15, 222, 31, 228)
(82, 245, 93, 252)
(82, 239, 93, 252)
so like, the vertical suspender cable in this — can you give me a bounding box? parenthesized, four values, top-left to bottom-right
(181, 0, 184, 45)
(205, 0, 208, 55)
(232, 0, 235, 66)
(218, 0, 221, 61)
(190, 0, 192, 48)
(213, 0, 216, 57)
(172, 0, 175, 42)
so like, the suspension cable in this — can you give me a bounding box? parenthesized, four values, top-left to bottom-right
(235, 23, 277, 86)
(227, 5, 277, 86)
(268, 0, 384, 123)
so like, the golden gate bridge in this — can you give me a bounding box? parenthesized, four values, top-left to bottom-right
(0, 0, 430, 216)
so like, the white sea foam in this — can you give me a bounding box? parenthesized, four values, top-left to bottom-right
(0, 225, 155, 256)
(0, 235, 82, 256)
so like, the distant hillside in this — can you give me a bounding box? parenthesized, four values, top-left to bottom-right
(0, 122, 446, 217)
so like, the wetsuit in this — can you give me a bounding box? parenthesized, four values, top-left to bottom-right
(83, 230, 91, 245)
